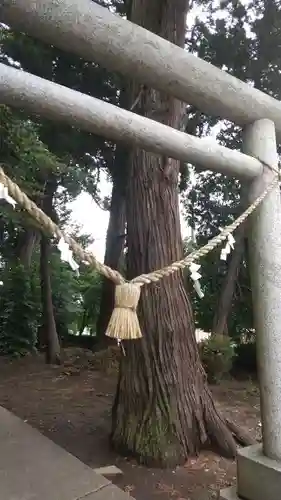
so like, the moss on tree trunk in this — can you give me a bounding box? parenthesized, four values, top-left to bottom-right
(111, 276, 237, 466)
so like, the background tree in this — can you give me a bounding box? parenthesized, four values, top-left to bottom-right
(183, 0, 281, 340)
(0, 103, 94, 359)
(1, 2, 130, 346)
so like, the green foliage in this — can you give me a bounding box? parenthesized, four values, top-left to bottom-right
(199, 335, 236, 384)
(0, 4, 125, 359)
(50, 252, 84, 338)
(0, 104, 61, 190)
(182, 0, 281, 342)
(0, 241, 104, 356)
(1, 21, 118, 199)
(0, 103, 102, 355)
(0, 104, 64, 260)
(0, 261, 41, 356)
(77, 269, 103, 335)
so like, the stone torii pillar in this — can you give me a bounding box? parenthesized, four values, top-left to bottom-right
(221, 119, 281, 500)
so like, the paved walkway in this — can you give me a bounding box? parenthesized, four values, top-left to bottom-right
(0, 405, 135, 500)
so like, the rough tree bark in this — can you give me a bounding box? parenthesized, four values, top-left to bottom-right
(212, 224, 246, 335)
(96, 146, 128, 342)
(96, 34, 132, 343)
(111, 0, 244, 467)
(39, 176, 61, 364)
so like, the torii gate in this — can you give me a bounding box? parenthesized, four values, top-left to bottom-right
(1, 1, 281, 499)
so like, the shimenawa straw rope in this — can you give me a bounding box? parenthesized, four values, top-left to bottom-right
(0, 166, 279, 341)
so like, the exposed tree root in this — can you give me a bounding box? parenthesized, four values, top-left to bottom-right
(203, 385, 255, 459)
(225, 418, 256, 447)
(204, 399, 237, 459)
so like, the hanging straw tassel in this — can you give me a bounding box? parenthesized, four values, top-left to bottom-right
(105, 283, 143, 340)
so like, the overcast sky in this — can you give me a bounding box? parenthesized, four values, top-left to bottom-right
(68, 174, 191, 262)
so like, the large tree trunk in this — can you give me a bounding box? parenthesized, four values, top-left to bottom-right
(111, 0, 237, 467)
(96, 147, 127, 342)
(212, 224, 246, 335)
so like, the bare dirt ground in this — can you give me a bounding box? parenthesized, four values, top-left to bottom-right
(0, 347, 261, 500)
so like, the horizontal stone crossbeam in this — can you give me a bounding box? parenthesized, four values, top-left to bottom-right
(2, 0, 281, 139)
(0, 63, 262, 180)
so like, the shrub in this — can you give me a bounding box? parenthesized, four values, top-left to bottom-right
(199, 334, 236, 383)
(233, 341, 257, 375)
(0, 262, 40, 356)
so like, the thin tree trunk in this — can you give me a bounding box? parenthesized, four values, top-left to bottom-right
(39, 175, 61, 364)
(79, 309, 88, 336)
(40, 233, 61, 364)
(96, 153, 127, 341)
(111, 0, 240, 467)
(96, 77, 131, 342)
(16, 228, 38, 268)
(212, 224, 246, 335)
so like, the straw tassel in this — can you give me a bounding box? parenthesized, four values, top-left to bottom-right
(105, 283, 143, 340)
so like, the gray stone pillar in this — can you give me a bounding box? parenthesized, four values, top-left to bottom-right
(243, 118, 281, 461)
(220, 119, 281, 500)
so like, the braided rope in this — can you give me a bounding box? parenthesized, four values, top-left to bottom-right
(131, 174, 280, 285)
(0, 166, 279, 289)
(0, 168, 125, 285)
